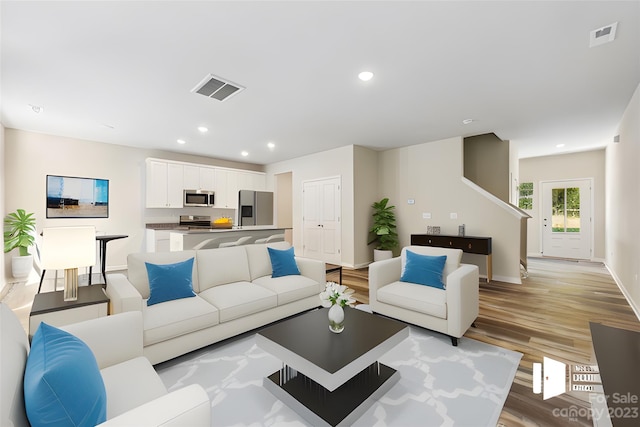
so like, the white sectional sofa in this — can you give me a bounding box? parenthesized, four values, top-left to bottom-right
(369, 245, 479, 346)
(107, 242, 326, 365)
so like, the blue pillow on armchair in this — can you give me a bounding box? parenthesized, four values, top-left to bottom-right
(267, 246, 301, 277)
(145, 257, 196, 306)
(400, 250, 447, 289)
(24, 323, 107, 427)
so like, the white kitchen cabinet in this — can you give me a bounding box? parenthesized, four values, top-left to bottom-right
(184, 165, 215, 190)
(214, 168, 239, 208)
(147, 157, 265, 209)
(146, 159, 184, 208)
(200, 167, 215, 190)
(183, 165, 200, 189)
(145, 229, 172, 252)
(166, 163, 184, 207)
(238, 171, 266, 191)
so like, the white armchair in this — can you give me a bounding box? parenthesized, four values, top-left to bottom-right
(0, 303, 210, 427)
(369, 246, 479, 346)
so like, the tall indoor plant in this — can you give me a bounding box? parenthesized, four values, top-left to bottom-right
(4, 209, 36, 278)
(368, 197, 399, 261)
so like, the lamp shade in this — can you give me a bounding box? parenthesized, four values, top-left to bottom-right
(41, 226, 96, 270)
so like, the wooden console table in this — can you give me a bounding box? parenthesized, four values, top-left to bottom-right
(410, 234, 492, 282)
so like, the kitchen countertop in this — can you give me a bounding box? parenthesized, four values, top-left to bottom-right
(146, 223, 284, 233)
(170, 226, 283, 234)
(146, 223, 180, 230)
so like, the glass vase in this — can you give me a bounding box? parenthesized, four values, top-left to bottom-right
(328, 304, 345, 333)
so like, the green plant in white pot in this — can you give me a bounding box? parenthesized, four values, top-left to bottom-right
(368, 197, 399, 261)
(4, 209, 36, 279)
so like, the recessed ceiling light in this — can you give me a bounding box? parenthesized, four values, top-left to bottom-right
(556, 144, 565, 148)
(358, 71, 374, 82)
(197, 126, 208, 133)
(267, 142, 275, 150)
(177, 139, 186, 145)
(241, 151, 249, 157)
(462, 119, 474, 125)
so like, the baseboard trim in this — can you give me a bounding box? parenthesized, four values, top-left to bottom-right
(0, 282, 13, 301)
(604, 262, 640, 322)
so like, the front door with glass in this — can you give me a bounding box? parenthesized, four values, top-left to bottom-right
(541, 179, 592, 259)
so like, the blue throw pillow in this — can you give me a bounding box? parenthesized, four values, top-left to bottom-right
(400, 250, 447, 289)
(146, 257, 196, 306)
(24, 323, 107, 427)
(268, 246, 301, 278)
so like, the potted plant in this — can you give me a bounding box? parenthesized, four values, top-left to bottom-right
(368, 197, 399, 261)
(4, 209, 36, 279)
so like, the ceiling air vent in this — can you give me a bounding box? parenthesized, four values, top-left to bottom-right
(191, 74, 244, 102)
(589, 22, 618, 48)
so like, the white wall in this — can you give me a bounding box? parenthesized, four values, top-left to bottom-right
(266, 145, 357, 267)
(378, 136, 523, 283)
(3, 128, 264, 283)
(353, 145, 379, 267)
(519, 149, 606, 259)
(606, 83, 640, 315)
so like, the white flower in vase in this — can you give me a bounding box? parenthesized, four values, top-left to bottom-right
(319, 281, 356, 308)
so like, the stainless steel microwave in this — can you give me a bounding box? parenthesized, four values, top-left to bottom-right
(183, 190, 215, 207)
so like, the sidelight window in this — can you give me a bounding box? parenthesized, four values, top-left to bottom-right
(518, 182, 533, 210)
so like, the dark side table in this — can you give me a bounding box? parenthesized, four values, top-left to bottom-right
(29, 285, 109, 338)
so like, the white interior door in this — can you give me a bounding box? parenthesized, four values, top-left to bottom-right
(302, 177, 341, 265)
(541, 179, 592, 259)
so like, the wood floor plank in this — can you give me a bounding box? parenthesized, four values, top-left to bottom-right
(340, 257, 640, 426)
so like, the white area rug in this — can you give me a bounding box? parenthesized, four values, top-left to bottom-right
(156, 326, 522, 427)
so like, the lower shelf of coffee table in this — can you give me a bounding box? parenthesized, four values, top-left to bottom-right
(264, 362, 399, 427)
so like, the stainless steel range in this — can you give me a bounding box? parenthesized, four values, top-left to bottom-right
(179, 215, 212, 229)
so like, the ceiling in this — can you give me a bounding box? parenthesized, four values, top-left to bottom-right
(1, 1, 639, 165)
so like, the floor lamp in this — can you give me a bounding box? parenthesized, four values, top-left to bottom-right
(41, 226, 96, 301)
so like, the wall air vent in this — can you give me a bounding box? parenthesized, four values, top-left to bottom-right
(191, 74, 245, 102)
(589, 22, 618, 48)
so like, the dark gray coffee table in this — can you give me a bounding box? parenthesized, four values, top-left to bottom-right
(256, 307, 409, 427)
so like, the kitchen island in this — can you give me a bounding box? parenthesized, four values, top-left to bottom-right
(169, 227, 286, 251)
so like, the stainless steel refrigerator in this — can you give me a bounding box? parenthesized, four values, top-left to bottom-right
(238, 190, 274, 226)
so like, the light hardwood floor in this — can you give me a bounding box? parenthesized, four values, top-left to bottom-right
(330, 258, 640, 427)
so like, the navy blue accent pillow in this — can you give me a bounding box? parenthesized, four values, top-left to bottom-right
(267, 246, 301, 278)
(146, 257, 196, 306)
(24, 323, 107, 427)
(400, 250, 447, 289)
